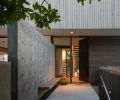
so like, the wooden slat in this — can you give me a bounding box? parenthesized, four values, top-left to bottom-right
(0, 47, 8, 52)
(0, 36, 8, 38)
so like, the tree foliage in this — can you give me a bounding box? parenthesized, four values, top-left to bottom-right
(77, 0, 100, 5)
(0, 0, 60, 29)
(30, 2, 60, 29)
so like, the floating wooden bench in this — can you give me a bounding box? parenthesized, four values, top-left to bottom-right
(38, 78, 61, 100)
(38, 88, 49, 100)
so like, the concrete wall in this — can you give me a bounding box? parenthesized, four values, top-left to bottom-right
(89, 37, 120, 85)
(0, 62, 11, 100)
(16, 21, 55, 100)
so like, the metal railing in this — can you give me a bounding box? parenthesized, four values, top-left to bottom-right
(99, 75, 111, 100)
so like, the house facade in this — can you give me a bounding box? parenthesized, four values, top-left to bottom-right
(0, 0, 120, 100)
(39, 0, 120, 85)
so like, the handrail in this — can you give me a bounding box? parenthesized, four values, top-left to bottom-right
(100, 75, 111, 100)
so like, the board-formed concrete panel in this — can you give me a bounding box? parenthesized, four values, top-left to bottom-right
(18, 21, 55, 100)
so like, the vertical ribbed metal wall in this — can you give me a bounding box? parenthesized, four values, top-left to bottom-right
(44, 0, 120, 29)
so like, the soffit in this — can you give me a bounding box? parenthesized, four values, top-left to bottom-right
(38, 29, 120, 36)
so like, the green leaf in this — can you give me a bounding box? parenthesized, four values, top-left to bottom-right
(25, 8, 34, 12)
(24, 0, 30, 5)
(48, 4, 51, 10)
(89, 0, 92, 4)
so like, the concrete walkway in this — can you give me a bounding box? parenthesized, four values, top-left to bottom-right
(47, 83, 99, 100)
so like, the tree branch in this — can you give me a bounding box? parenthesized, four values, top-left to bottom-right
(41, 0, 49, 5)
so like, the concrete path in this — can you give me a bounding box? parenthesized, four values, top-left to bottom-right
(47, 83, 99, 100)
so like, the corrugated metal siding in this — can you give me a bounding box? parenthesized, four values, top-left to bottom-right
(45, 0, 120, 29)
(115, 0, 120, 28)
(89, 37, 120, 85)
